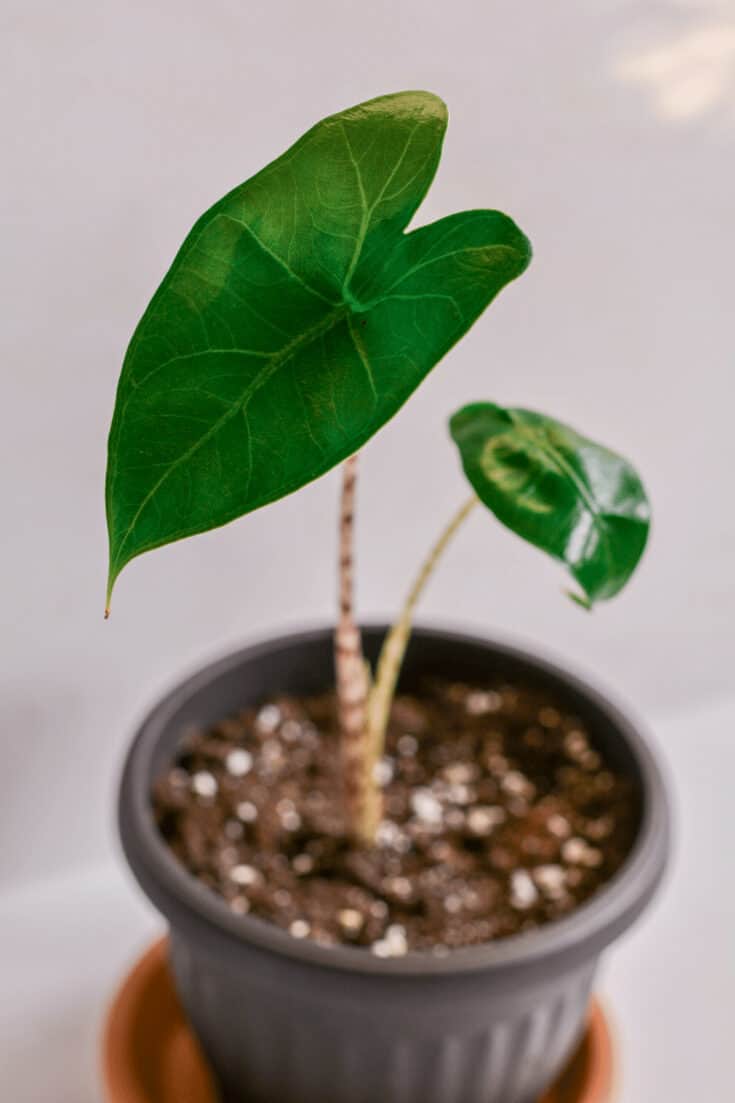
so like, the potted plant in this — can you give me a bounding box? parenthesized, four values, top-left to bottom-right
(107, 91, 669, 1103)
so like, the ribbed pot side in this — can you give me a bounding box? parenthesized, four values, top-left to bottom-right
(119, 626, 670, 1103)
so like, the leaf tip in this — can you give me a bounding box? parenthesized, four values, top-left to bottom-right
(566, 588, 593, 611)
(105, 562, 118, 620)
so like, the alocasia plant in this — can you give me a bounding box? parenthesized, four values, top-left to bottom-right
(106, 90, 649, 846)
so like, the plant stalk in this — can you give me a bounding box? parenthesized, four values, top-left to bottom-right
(367, 494, 478, 762)
(335, 454, 381, 846)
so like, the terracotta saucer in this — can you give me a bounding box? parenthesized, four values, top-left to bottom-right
(103, 939, 614, 1103)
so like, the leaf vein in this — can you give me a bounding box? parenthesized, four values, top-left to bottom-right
(111, 306, 348, 569)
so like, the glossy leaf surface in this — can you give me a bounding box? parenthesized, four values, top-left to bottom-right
(105, 91, 531, 602)
(449, 403, 650, 605)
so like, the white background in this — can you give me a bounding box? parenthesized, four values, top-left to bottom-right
(1, 1, 733, 1099)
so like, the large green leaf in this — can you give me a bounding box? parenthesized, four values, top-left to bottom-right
(105, 91, 531, 604)
(449, 403, 650, 605)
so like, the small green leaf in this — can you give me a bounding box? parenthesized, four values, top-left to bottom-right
(105, 91, 531, 605)
(449, 403, 650, 605)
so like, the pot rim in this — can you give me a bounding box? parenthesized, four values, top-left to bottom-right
(119, 622, 671, 978)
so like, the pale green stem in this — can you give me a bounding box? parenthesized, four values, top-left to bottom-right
(367, 495, 478, 765)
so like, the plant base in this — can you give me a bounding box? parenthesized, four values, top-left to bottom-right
(152, 680, 637, 954)
(102, 939, 614, 1103)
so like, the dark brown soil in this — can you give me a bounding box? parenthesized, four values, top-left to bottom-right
(153, 678, 638, 956)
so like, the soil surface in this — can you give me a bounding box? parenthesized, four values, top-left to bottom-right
(153, 678, 638, 956)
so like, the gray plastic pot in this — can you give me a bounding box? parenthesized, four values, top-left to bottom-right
(119, 625, 670, 1103)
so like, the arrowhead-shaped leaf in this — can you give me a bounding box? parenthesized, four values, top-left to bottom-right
(449, 403, 650, 605)
(105, 91, 531, 604)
